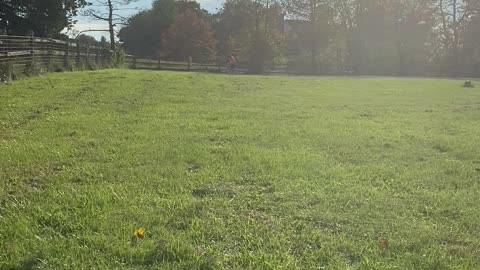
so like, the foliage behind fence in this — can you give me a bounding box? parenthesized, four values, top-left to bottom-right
(0, 34, 290, 81)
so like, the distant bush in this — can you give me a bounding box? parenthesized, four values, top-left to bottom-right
(273, 56, 288, 65)
(47, 60, 65, 73)
(0, 62, 14, 82)
(25, 60, 44, 76)
(66, 60, 76, 72)
(86, 59, 98, 70)
(287, 54, 318, 75)
(113, 49, 126, 68)
(76, 59, 87, 71)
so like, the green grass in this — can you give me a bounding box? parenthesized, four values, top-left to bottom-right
(1, 70, 479, 269)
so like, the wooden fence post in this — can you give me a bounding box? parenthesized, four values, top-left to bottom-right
(48, 38, 54, 69)
(95, 46, 99, 65)
(85, 45, 89, 66)
(0, 37, 8, 79)
(65, 41, 70, 68)
(30, 33, 35, 64)
(76, 40, 80, 65)
(101, 47, 106, 66)
(187, 56, 192, 71)
(157, 58, 161, 70)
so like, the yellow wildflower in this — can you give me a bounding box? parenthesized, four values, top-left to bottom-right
(133, 228, 145, 238)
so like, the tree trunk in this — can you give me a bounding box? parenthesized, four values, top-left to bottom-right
(452, 0, 459, 75)
(309, 21, 318, 73)
(309, 0, 318, 74)
(439, 0, 450, 51)
(394, 2, 404, 75)
(108, 0, 115, 51)
(264, 0, 269, 35)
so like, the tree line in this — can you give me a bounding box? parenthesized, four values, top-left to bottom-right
(1, 0, 479, 77)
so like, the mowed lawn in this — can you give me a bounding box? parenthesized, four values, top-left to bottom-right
(1, 70, 479, 269)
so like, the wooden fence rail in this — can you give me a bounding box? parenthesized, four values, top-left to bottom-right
(124, 55, 289, 74)
(0, 35, 111, 76)
(1, 34, 289, 78)
(125, 55, 228, 73)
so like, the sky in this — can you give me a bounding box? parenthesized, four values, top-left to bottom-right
(70, 0, 223, 39)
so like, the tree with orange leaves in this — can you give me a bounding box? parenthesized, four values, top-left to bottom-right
(162, 11, 216, 62)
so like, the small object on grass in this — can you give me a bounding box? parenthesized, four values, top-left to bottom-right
(133, 227, 145, 238)
(378, 236, 389, 251)
(131, 227, 146, 246)
(463, 81, 474, 88)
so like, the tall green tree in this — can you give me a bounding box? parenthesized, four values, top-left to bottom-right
(351, 0, 432, 75)
(213, 0, 286, 73)
(118, 0, 207, 58)
(119, 10, 171, 58)
(461, 0, 480, 76)
(0, 0, 87, 37)
(431, 0, 480, 75)
(283, 0, 333, 73)
(112, 0, 480, 77)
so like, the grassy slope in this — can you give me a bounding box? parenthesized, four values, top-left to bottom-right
(0, 70, 479, 269)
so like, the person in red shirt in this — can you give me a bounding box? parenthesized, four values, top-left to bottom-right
(226, 54, 237, 73)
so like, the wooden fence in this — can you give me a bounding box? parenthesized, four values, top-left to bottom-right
(0, 35, 111, 76)
(125, 55, 289, 74)
(1, 34, 289, 77)
(125, 56, 227, 73)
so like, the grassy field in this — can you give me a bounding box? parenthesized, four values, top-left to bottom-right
(0, 70, 479, 269)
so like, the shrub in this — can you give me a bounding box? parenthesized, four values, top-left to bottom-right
(273, 56, 288, 66)
(76, 59, 88, 71)
(287, 53, 320, 75)
(113, 49, 126, 68)
(47, 60, 65, 73)
(25, 60, 44, 76)
(86, 59, 98, 71)
(66, 60, 76, 72)
(0, 62, 14, 82)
